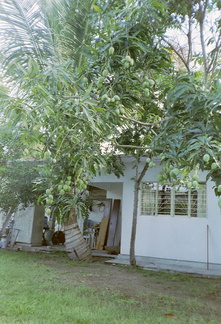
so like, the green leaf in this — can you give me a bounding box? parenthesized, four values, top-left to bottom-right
(92, 4, 102, 13)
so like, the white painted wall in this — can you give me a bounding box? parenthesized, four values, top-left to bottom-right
(0, 210, 6, 230)
(12, 205, 45, 246)
(91, 156, 221, 264)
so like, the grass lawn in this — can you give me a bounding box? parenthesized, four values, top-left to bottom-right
(0, 250, 221, 323)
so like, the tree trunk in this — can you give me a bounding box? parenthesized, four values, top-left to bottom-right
(198, 0, 209, 83)
(130, 158, 149, 267)
(64, 209, 92, 261)
(130, 176, 139, 266)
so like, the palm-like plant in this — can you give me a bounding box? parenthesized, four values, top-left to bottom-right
(0, 1, 54, 71)
(0, 0, 93, 67)
(0, 0, 97, 260)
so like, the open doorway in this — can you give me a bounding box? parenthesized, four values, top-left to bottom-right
(85, 183, 123, 254)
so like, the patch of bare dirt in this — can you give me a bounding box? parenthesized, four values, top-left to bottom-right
(38, 252, 221, 312)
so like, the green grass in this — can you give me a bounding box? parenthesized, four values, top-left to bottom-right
(0, 250, 220, 324)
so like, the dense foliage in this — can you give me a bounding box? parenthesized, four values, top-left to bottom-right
(0, 1, 221, 263)
(0, 0, 172, 220)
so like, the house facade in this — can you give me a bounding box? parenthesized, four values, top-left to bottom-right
(90, 156, 221, 266)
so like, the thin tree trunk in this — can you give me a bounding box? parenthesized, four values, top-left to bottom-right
(130, 158, 149, 266)
(130, 163, 139, 266)
(64, 208, 92, 261)
(198, 0, 209, 84)
(187, 3, 193, 67)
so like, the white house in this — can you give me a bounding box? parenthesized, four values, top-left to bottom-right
(90, 156, 221, 270)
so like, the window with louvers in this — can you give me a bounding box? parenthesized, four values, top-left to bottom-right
(141, 182, 206, 217)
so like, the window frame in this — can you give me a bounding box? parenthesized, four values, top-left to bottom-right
(140, 181, 207, 218)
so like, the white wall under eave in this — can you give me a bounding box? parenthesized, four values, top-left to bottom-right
(91, 157, 221, 264)
(120, 158, 221, 264)
(120, 160, 137, 256)
(134, 180, 221, 264)
(135, 216, 209, 263)
(205, 180, 221, 264)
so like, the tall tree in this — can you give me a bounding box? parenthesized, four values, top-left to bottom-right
(90, 0, 173, 266)
(95, 0, 221, 265)
(0, 0, 173, 263)
(154, 0, 221, 198)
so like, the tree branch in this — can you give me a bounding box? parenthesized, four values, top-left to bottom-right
(114, 141, 151, 150)
(162, 37, 190, 72)
(138, 161, 149, 184)
(207, 30, 221, 77)
(119, 115, 167, 127)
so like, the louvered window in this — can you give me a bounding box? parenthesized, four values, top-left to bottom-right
(141, 182, 206, 217)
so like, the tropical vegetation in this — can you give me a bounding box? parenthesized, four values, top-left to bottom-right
(0, 0, 221, 264)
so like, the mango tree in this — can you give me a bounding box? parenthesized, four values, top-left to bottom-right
(154, 0, 221, 202)
(90, 0, 174, 266)
(95, 0, 221, 265)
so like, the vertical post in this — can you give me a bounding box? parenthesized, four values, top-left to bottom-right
(207, 224, 209, 270)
